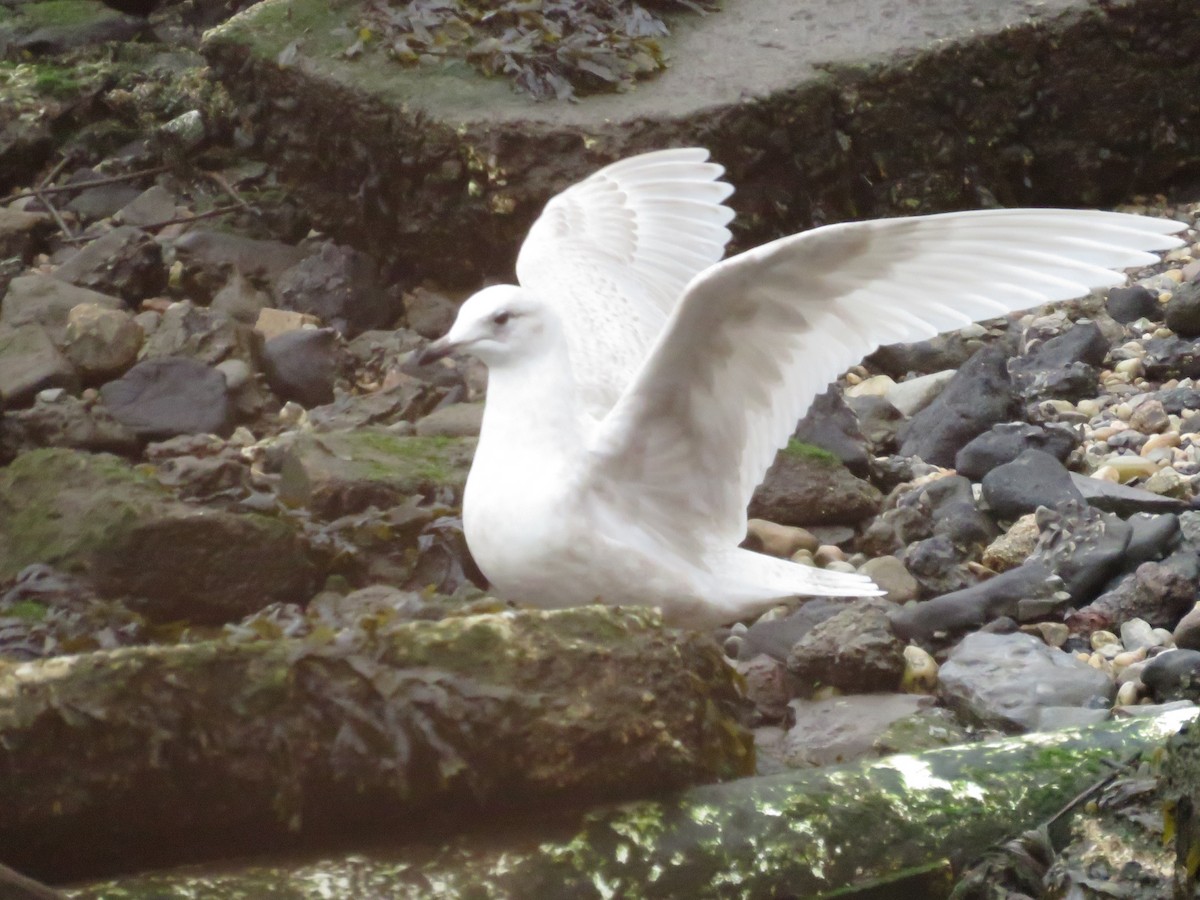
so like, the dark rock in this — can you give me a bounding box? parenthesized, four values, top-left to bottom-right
(1106, 284, 1159, 324)
(1068, 471, 1188, 516)
(0, 449, 314, 624)
(782, 693, 935, 768)
(100, 357, 233, 439)
(403, 286, 460, 340)
(0, 395, 139, 462)
(955, 422, 1079, 481)
(415, 402, 484, 438)
(1142, 336, 1200, 381)
(794, 389, 871, 476)
(737, 598, 849, 662)
(172, 230, 306, 303)
(0, 323, 79, 407)
(1173, 606, 1200, 651)
(1165, 282, 1200, 338)
(261, 328, 338, 407)
(0, 120, 53, 191)
(901, 534, 975, 597)
(1124, 513, 1181, 565)
(937, 631, 1115, 732)
(1008, 322, 1107, 402)
(14, 16, 146, 55)
(1155, 387, 1200, 416)
(734, 654, 791, 722)
(1, 273, 125, 345)
(787, 597, 906, 694)
(981, 449, 1085, 521)
(65, 183, 143, 222)
(866, 331, 983, 379)
(140, 302, 252, 366)
(1141, 649, 1200, 703)
(116, 185, 178, 228)
(0, 207, 52, 262)
(917, 474, 998, 548)
(52, 226, 165, 303)
(275, 242, 400, 336)
(888, 559, 1063, 642)
(1067, 550, 1200, 633)
(1035, 501, 1132, 603)
(898, 346, 1016, 467)
(748, 447, 881, 527)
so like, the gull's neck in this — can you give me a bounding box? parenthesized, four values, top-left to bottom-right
(475, 343, 585, 472)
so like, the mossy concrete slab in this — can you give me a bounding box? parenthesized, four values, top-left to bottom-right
(202, 0, 1200, 285)
(0, 448, 314, 622)
(278, 428, 475, 518)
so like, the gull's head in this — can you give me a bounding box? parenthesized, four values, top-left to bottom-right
(418, 285, 557, 369)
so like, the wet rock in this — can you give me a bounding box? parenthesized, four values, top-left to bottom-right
(744, 519, 820, 559)
(937, 631, 1114, 732)
(1009, 322, 1107, 402)
(736, 598, 848, 662)
(1165, 281, 1200, 338)
(872, 705, 971, 754)
(782, 693, 935, 767)
(1141, 649, 1200, 703)
(901, 534, 976, 597)
(981, 449, 1085, 521)
(403, 285, 459, 339)
(955, 422, 1078, 481)
(1068, 471, 1188, 515)
(52, 226, 165, 302)
(261, 328, 338, 407)
(276, 428, 474, 518)
(0, 449, 314, 623)
(100, 357, 232, 439)
(275, 241, 399, 337)
(749, 445, 881, 527)
(845, 394, 904, 452)
(792, 389, 871, 476)
(1068, 550, 1200, 633)
(787, 597, 906, 693)
(0, 207, 51, 261)
(66, 182, 143, 223)
(0, 394, 139, 461)
(917, 474, 998, 548)
(0, 323, 79, 407)
(414, 402, 484, 438)
(140, 302, 252, 366)
(858, 555, 920, 603)
(63, 303, 143, 382)
(889, 559, 1064, 642)
(1106, 284, 1159, 324)
(1, 273, 124, 344)
(1173, 604, 1200, 650)
(898, 346, 1016, 467)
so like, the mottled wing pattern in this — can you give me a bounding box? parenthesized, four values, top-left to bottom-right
(515, 148, 735, 418)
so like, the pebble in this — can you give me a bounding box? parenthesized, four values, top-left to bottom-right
(1115, 680, 1142, 706)
(1090, 630, 1119, 650)
(1101, 455, 1160, 481)
(901, 645, 938, 693)
(746, 519, 819, 558)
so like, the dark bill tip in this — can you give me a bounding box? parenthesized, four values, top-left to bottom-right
(415, 338, 456, 367)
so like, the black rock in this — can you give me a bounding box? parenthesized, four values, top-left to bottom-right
(903, 534, 974, 597)
(1008, 322, 1107, 402)
(955, 422, 1079, 481)
(261, 328, 338, 408)
(99, 357, 232, 440)
(1155, 387, 1200, 415)
(913, 474, 997, 548)
(275, 242, 400, 337)
(1125, 513, 1181, 564)
(898, 346, 1016, 467)
(1068, 472, 1189, 516)
(1070, 549, 1200, 632)
(792, 388, 871, 476)
(1142, 336, 1200, 380)
(1165, 282, 1200, 338)
(866, 331, 983, 379)
(737, 598, 849, 662)
(52, 226, 165, 303)
(981, 449, 1085, 521)
(1034, 501, 1132, 604)
(1141, 649, 1200, 703)
(1106, 284, 1160, 324)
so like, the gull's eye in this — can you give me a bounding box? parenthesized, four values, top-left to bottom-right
(492, 311, 511, 326)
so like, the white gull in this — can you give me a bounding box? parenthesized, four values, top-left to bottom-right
(420, 148, 1185, 628)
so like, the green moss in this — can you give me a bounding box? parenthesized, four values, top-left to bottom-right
(351, 432, 462, 484)
(783, 439, 839, 464)
(3, 601, 48, 622)
(18, 0, 109, 28)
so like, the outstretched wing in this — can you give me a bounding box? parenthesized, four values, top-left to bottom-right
(516, 148, 734, 419)
(587, 208, 1186, 554)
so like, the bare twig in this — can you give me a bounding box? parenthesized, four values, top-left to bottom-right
(37, 155, 72, 190)
(2, 165, 171, 205)
(204, 170, 255, 214)
(32, 189, 73, 240)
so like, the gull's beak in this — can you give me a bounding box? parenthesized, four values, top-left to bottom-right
(416, 337, 459, 366)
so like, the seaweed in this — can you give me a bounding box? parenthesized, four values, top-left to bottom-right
(359, 0, 718, 101)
